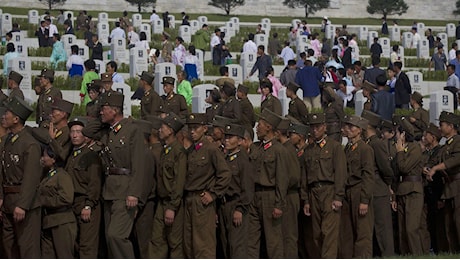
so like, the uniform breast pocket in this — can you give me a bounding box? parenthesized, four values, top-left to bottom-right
(162, 159, 175, 179)
(263, 154, 275, 168)
(319, 152, 333, 177)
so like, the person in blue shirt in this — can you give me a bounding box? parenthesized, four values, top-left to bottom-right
(449, 50, 460, 79)
(3, 43, 19, 76)
(50, 34, 67, 69)
(295, 60, 324, 111)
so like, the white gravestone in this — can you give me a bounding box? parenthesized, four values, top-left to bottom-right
(154, 63, 177, 96)
(192, 84, 218, 113)
(1, 13, 12, 36)
(402, 32, 412, 48)
(197, 16, 208, 28)
(98, 12, 109, 24)
(8, 57, 32, 102)
(390, 26, 400, 42)
(437, 33, 448, 51)
(231, 17, 240, 33)
(326, 24, 335, 40)
(168, 15, 175, 29)
(94, 59, 106, 74)
(129, 47, 148, 78)
(98, 22, 110, 46)
(225, 21, 235, 38)
(219, 26, 230, 43)
(179, 25, 191, 43)
(112, 82, 132, 117)
(190, 20, 200, 35)
(397, 45, 405, 67)
(254, 34, 268, 53)
(28, 10, 40, 25)
(417, 39, 430, 59)
(240, 52, 258, 82)
(379, 37, 391, 57)
(406, 71, 425, 96)
(140, 24, 151, 42)
(15, 41, 28, 57)
(77, 44, 89, 61)
(296, 35, 309, 51)
(12, 32, 22, 43)
(195, 49, 204, 80)
(417, 23, 425, 34)
(261, 18, 271, 34)
(152, 19, 164, 34)
(430, 91, 454, 125)
(447, 23, 456, 38)
(297, 42, 311, 59)
(61, 34, 77, 51)
(358, 26, 368, 41)
(367, 31, 378, 49)
(110, 38, 128, 64)
(278, 87, 303, 116)
(63, 11, 74, 27)
(354, 89, 365, 116)
(132, 14, 142, 29)
(226, 64, 243, 85)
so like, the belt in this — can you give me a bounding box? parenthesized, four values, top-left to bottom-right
(43, 206, 72, 216)
(308, 181, 334, 189)
(255, 184, 275, 192)
(3, 185, 21, 194)
(448, 172, 460, 182)
(400, 175, 422, 183)
(287, 188, 299, 195)
(108, 167, 131, 176)
(220, 194, 239, 204)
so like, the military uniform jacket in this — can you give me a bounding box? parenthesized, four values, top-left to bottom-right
(161, 93, 188, 119)
(185, 137, 231, 199)
(9, 88, 24, 100)
(161, 41, 173, 62)
(38, 168, 75, 229)
(205, 103, 222, 123)
(283, 140, 301, 190)
(0, 129, 42, 213)
(303, 136, 347, 202)
(218, 96, 241, 121)
(261, 94, 282, 116)
(441, 135, 460, 199)
(141, 88, 163, 119)
(394, 142, 423, 196)
(139, 144, 156, 205)
(86, 99, 100, 118)
(422, 145, 444, 202)
(36, 86, 63, 124)
(224, 149, 254, 214)
(157, 140, 187, 211)
(325, 101, 345, 134)
(100, 118, 148, 203)
(409, 108, 429, 136)
(148, 143, 162, 200)
(288, 96, 308, 124)
(239, 97, 256, 128)
(344, 139, 375, 204)
(297, 143, 309, 203)
(49, 125, 71, 162)
(65, 145, 102, 212)
(367, 135, 394, 197)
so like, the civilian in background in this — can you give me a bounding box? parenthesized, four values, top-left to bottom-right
(370, 37, 383, 59)
(393, 61, 412, 109)
(35, 20, 50, 47)
(184, 45, 200, 81)
(446, 64, 460, 110)
(3, 43, 19, 76)
(249, 45, 272, 80)
(278, 41, 296, 67)
(449, 42, 458, 61)
(429, 46, 447, 71)
(177, 71, 193, 106)
(80, 59, 100, 105)
(63, 20, 74, 35)
(50, 34, 67, 68)
(91, 34, 103, 61)
(372, 74, 395, 120)
(295, 59, 324, 110)
(268, 32, 282, 60)
(280, 59, 297, 86)
(67, 45, 84, 77)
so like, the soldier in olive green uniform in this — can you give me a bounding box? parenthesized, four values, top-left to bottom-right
(7, 71, 25, 100)
(139, 71, 163, 119)
(0, 77, 8, 106)
(339, 116, 375, 258)
(361, 110, 395, 257)
(247, 109, 288, 258)
(260, 78, 282, 116)
(236, 84, 256, 132)
(86, 81, 102, 118)
(161, 76, 188, 119)
(302, 113, 346, 258)
(205, 88, 223, 123)
(362, 81, 376, 111)
(323, 86, 345, 143)
(393, 117, 424, 255)
(161, 32, 173, 62)
(99, 92, 149, 258)
(184, 113, 231, 258)
(218, 81, 241, 121)
(36, 68, 63, 127)
(65, 117, 103, 258)
(38, 146, 77, 258)
(408, 91, 429, 140)
(286, 82, 308, 124)
(0, 97, 42, 258)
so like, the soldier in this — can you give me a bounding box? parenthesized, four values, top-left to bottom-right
(99, 92, 148, 258)
(247, 108, 288, 258)
(218, 81, 241, 120)
(286, 81, 308, 124)
(139, 71, 163, 119)
(86, 81, 101, 118)
(361, 110, 395, 257)
(150, 113, 186, 258)
(0, 97, 42, 258)
(161, 76, 188, 119)
(322, 85, 345, 143)
(236, 84, 256, 133)
(393, 117, 424, 255)
(38, 146, 76, 258)
(99, 72, 116, 97)
(183, 113, 231, 258)
(339, 115, 375, 258)
(33, 77, 43, 96)
(65, 116, 103, 258)
(260, 78, 282, 116)
(0, 77, 7, 105)
(36, 68, 62, 127)
(425, 111, 460, 252)
(302, 112, 346, 258)
(205, 88, 222, 123)
(161, 32, 173, 62)
(7, 71, 24, 100)
(408, 91, 429, 140)
(219, 123, 254, 258)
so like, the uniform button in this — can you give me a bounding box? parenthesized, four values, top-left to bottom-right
(109, 140, 112, 143)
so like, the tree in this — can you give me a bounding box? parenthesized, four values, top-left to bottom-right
(366, 0, 408, 20)
(453, 0, 460, 16)
(282, 0, 330, 18)
(39, 0, 66, 11)
(125, 0, 157, 13)
(208, 0, 245, 16)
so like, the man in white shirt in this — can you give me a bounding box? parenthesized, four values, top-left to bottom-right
(127, 26, 139, 47)
(110, 21, 126, 42)
(411, 28, 421, 49)
(106, 61, 124, 83)
(242, 33, 257, 53)
(449, 42, 458, 61)
(45, 17, 58, 39)
(278, 41, 295, 66)
(211, 29, 221, 65)
(149, 9, 160, 25)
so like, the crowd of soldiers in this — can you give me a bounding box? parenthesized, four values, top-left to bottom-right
(1, 65, 460, 259)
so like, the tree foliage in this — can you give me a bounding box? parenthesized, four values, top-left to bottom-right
(366, 0, 408, 20)
(38, 0, 66, 11)
(454, 0, 460, 16)
(208, 0, 245, 15)
(282, 0, 330, 18)
(125, 0, 157, 13)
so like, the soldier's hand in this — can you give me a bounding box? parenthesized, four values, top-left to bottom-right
(126, 196, 138, 208)
(13, 207, 25, 222)
(425, 167, 436, 182)
(409, 117, 416, 123)
(164, 209, 175, 226)
(391, 201, 397, 212)
(81, 208, 91, 222)
(303, 203, 311, 216)
(48, 122, 56, 139)
(437, 200, 445, 210)
(200, 192, 213, 206)
(272, 208, 283, 219)
(233, 210, 243, 227)
(359, 203, 368, 216)
(331, 200, 342, 211)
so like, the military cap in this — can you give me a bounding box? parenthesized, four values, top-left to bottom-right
(221, 81, 236, 96)
(161, 112, 185, 133)
(289, 122, 310, 137)
(258, 108, 282, 127)
(260, 78, 273, 89)
(39, 68, 55, 80)
(4, 96, 33, 121)
(306, 113, 326, 125)
(91, 79, 103, 88)
(438, 111, 459, 125)
(362, 80, 376, 93)
(361, 110, 381, 128)
(8, 71, 23, 85)
(287, 81, 300, 92)
(276, 118, 291, 131)
(139, 71, 154, 85)
(51, 98, 74, 114)
(0, 107, 6, 118)
(237, 84, 249, 95)
(133, 119, 153, 136)
(399, 117, 415, 136)
(162, 76, 175, 85)
(87, 82, 100, 93)
(392, 114, 404, 126)
(211, 115, 232, 128)
(101, 73, 113, 82)
(426, 123, 441, 140)
(345, 115, 369, 130)
(223, 123, 246, 138)
(68, 116, 88, 129)
(101, 92, 124, 108)
(186, 113, 208, 125)
(145, 115, 163, 130)
(82, 119, 103, 140)
(411, 91, 423, 104)
(322, 81, 337, 89)
(162, 32, 171, 39)
(380, 119, 394, 131)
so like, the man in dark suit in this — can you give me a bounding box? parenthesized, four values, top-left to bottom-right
(371, 74, 395, 120)
(35, 20, 49, 47)
(393, 61, 412, 109)
(341, 39, 352, 70)
(63, 20, 74, 35)
(364, 56, 385, 85)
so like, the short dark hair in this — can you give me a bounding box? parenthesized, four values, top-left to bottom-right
(300, 52, 307, 59)
(392, 45, 399, 52)
(6, 43, 15, 52)
(448, 64, 456, 71)
(115, 21, 120, 27)
(393, 61, 403, 70)
(287, 59, 296, 66)
(353, 60, 362, 66)
(219, 66, 228, 76)
(248, 33, 254, 41)
(71, 45, 79, 54)
(140, 31, 147, 41)
(307, 49, 314, 56)
(84, 59, 96, 70)
(376, 74, 387, 86)
(107, 61, 118, 71)
(452, 42, 458, 49)
(258, 45, 265, 52)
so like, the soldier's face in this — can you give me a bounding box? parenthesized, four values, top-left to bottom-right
(40, 150, 55, 168)
(440, 122, 454, 137)
(382, 130, 394, 140)
(256, 120, 270, 139)
(163, 84, 174, 94)
(347, 124, 361, 139)
(224, 135, 240, 151)
(212, 127, 224, 142)
(50, 109, 66, 124)
(100, 105, 117, 124)
(189, 124, 206, 142)
(289, 132, 302, 145)
(159, 124, 173, 140)
(1, 111, 18, 129)
(89, 90, 99, 100)
(311, 123, 326, 140)
(70, 125, 85, 146)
